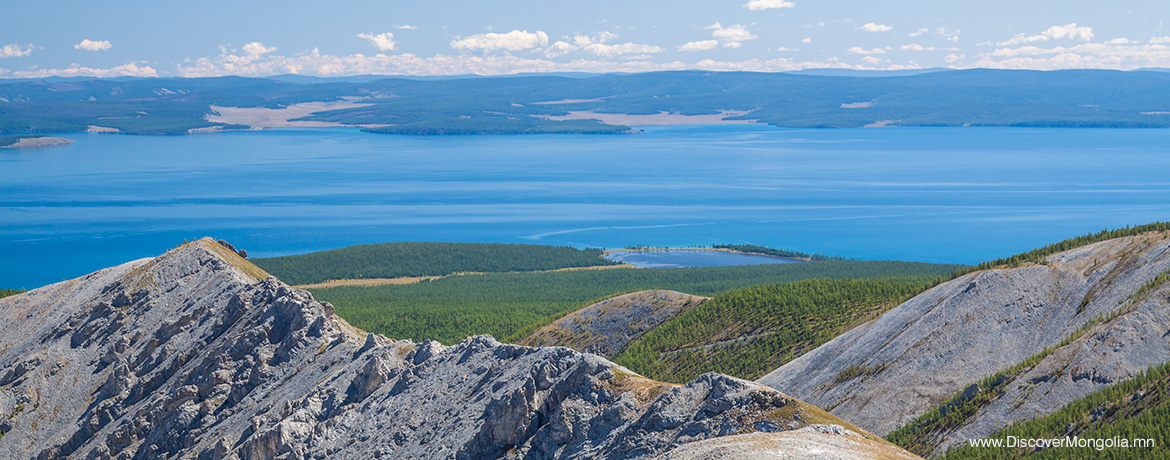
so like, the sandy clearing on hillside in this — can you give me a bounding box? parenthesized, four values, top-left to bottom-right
(86, 125, 120, 133)
(207, 101, 374, 128)
(540, 110, 756, 125)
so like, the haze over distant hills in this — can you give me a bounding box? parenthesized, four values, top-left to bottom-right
(5, 69, 1170, 134)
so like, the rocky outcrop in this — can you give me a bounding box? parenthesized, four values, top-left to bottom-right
(652, 427, 921, 460)
(758, 231, 1170, 455)
(519, 290, 707, 357)
(0, 238, 915, 460)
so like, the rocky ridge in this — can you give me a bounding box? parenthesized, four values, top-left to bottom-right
(0, 238, 917, 460)
(758, 231, 1170, 456)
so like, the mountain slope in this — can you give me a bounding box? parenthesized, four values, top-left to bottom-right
(0, 238, 917, 460)
(757, 231, 1170, 456)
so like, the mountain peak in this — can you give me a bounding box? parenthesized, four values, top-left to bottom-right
(0, 239, 918, 459)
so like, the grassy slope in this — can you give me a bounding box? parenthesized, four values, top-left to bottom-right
(311, 260, 959, 345)
(940, 361, 1170, 460)
(614, 276, 937, 383)
(253, 242, 619, 286)
(0, 289, 24, 299)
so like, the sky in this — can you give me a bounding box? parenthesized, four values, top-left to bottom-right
(3, 1, 1170, 78)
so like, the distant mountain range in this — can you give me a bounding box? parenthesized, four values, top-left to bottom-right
(5, 69, 1170, 134)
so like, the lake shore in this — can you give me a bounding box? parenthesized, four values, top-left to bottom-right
(604, 247, 811, 262)
(539, 110, 756, 125)
(294, 263, 637, 289)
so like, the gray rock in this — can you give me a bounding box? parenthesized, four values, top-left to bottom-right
(0, 238, 879, 460)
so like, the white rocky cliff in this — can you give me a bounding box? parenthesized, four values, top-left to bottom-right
(0, 238, 918, 460)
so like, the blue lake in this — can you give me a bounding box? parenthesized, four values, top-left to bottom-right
(3, 125, 1170, 288)
(605, 250, 803, 268)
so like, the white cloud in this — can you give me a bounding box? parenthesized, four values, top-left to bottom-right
(945, 53, 965, 63)
(1151, 36, 1170, 44)
(450, 30, 549, 52)
(708, 23, 758, 42)
(168, 44, 927, 77)
(178, 48, 697, 77)
(544, 32, 659, 58)
(996, 33, 1050, 46)
(743, 0, 795, 10)
(847, 46, 886, 55)
(393, 24, 418, 30)
(996, 23, 1093, 46)
(1042, 23, 1094, 41)
(74, 39, 112, 51)
(242, 42, 276, 57)
(971, 42, 1170, 70)
(0, 44, 33, 58)
(900, 44, 937, 51)
(909, 28, 928, 37)
(679, 23, 758, 50)
(1106, 38, 1130, 45)
(939, 27, 961, 43)
(9, 62, 156, 78)
(583, 42, 663, 57)
(859, 23, 893, 33)
(358, 32, 397, 51)
(801, 37, 812, 44)
(774, 47, 794, 51)
(862, 56, 884, 65)
(678, 40, 719, 51)
(544, 41, 576, 58)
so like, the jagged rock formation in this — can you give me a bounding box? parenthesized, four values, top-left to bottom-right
(519, 290, 707, 357)
(0, 238, 918, 460)
(758, 231, 1170, 456)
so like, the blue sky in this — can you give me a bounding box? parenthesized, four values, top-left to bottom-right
(3, 1, 1169, 78)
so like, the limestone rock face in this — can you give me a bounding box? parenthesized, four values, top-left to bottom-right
(0, 238, 914, 460)
(758, 232, 1170, 456)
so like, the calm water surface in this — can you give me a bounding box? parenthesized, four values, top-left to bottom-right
(3, 125, 1170, 287)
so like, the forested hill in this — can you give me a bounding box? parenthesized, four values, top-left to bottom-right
(253, 242, 619, 286)
(5, 69, 1170, 134)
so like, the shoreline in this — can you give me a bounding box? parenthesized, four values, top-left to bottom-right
(538, 110, 757, 126)
(602, 247, 812, 262)
(294, 263, 637, 289)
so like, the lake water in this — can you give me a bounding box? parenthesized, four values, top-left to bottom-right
(605, 250, 803, 268)
(3, 125, 1170, 288)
